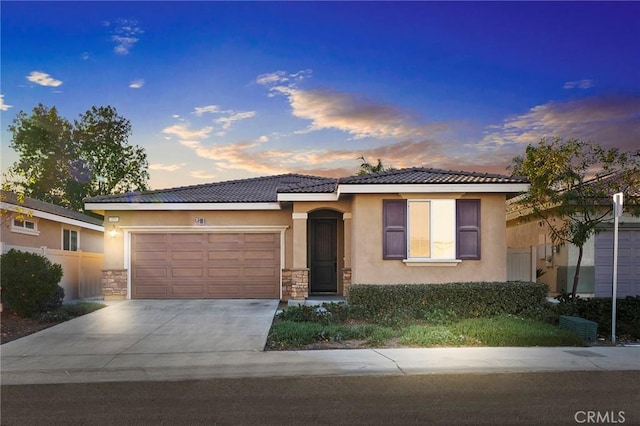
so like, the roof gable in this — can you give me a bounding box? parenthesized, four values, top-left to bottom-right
(1, 190, 104, 228)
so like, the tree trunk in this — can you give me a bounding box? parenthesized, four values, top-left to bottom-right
(571, 245, 584, 300)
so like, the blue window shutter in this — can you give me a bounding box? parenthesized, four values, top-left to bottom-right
(383, 200, 407, 259)
(457, 199, 481, 260)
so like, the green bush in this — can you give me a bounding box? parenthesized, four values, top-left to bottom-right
(556, 296, 640, 340)
(0, 249, 64, 317)
(347, 282, 549, 322)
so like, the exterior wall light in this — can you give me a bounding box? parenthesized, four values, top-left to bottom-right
(109, 224, 118, 238)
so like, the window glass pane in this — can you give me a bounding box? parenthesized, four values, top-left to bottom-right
(13, 219, 24, 227)
(431, 200, 456, 259)
(25, 221, 35, 229)
(63, 229, 70, 251)
(70, 230, 78, 251)
(409, 201, 430, 258)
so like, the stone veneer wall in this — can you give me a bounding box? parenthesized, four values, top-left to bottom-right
(342, 268, 352, 298)
(102, 269, 127, 300)
(281, 268, 309, 300)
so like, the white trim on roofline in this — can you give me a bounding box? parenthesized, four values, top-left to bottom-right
(276, 193, 340, 202)
(84, 202, 282, 211)
(338, 183, 531, 194)
(0, 201, 104, 232)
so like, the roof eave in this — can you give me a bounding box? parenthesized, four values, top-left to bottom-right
(339, 183, 531, 194)
(84, 202, 282, 211)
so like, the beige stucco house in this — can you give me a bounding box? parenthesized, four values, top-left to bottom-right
(85, 168, 529, 301)
(1, 191, 105, 300)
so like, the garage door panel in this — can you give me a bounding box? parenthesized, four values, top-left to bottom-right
(132, 232, 280, 299)
(170, 233, 204, 243)
(208, 233, 241, 244)
(208, 250, 241, 260)
(136, 251, 168, 261)
(244, 250, 277, 260)
(171, 251, 204, 261)
(135, 268, 167, 278)
(172, 285, 205, 295)
(245, 233, 277, 243)
(135, 285, 169, 296)
(136, 234, 168, 244)
(206, 285, 242, 296)
(244, 267, 278, 277)
(171, 268, 204, 278)
(595, 230, 640, 297)
(208, 267, 241, 277)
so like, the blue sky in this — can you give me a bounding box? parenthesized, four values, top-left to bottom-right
(2, 1, 639, 190)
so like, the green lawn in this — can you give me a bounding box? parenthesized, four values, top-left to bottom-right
(266, 314, 586, 350)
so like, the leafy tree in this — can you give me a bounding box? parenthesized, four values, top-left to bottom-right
(509, 138, 640, 299)
(6, 104, 149, 211)
(0, 185, 31, 227)
(357, 155, 394, 175)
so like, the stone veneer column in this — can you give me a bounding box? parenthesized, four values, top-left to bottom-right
(102, 269, 127, 300)
(290, 268, 309, 300)
(342, 212, 352, 297)
(290, 212, 309, 300)
(342, 268, 352, 298)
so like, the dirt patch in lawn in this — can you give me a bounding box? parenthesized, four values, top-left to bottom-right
(0, 310, 62, 344)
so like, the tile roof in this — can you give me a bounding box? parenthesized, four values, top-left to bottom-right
(84, 168, 529, 205)
(84, 174, 337, 203)
(1, 190, 103, 226)
(339, 167, 529, 185)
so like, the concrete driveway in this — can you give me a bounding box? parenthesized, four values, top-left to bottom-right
(1, 299, 279, 373)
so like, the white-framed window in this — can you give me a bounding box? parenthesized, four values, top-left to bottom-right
(63, 229, 79, 251)
(10, 218, 39, 235)
(407, 199, 456, 260)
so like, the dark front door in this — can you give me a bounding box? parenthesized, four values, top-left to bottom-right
(310, 218, 338, 293)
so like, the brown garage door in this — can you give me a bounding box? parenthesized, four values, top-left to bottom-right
(131, 232, 280, 299)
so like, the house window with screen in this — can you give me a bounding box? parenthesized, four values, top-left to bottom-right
(383, 199, 481, 260)
(63, 229, 79, 251)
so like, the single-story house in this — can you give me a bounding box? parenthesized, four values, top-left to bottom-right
(84, 168, 530, 300)
(506, 196, 640, 298)
(1, 190, 105, 300)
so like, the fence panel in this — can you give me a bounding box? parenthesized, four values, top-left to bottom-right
(507, 247, 535, 282)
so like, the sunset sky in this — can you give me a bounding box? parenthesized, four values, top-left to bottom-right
(2, 1, 639, 190)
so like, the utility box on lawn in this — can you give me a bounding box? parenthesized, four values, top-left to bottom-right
(559, 316, 598, 343)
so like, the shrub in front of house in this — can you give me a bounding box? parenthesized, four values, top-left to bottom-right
(0, 249, 64, 317)
(555, 295, 640, 340)
(347, 281, 549, 322)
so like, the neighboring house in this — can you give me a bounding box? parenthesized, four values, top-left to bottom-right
(84, 168, 529, 301)
(506, 198, 640, 298)
(0, 191, 105, 300)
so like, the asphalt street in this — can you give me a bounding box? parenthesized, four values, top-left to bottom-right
(2, 370, 639, 425)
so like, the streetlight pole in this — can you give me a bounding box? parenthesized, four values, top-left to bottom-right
(611, 192, 624, 345)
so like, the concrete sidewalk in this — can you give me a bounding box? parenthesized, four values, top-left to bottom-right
(2, 345, 638, 385)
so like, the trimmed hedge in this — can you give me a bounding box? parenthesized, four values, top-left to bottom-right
(347, 282, 549, 320)
(0, 249, 64, 317)
(556, 296, 640, 340)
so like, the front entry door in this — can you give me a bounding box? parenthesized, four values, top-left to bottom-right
(310, 218, 338, 293)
